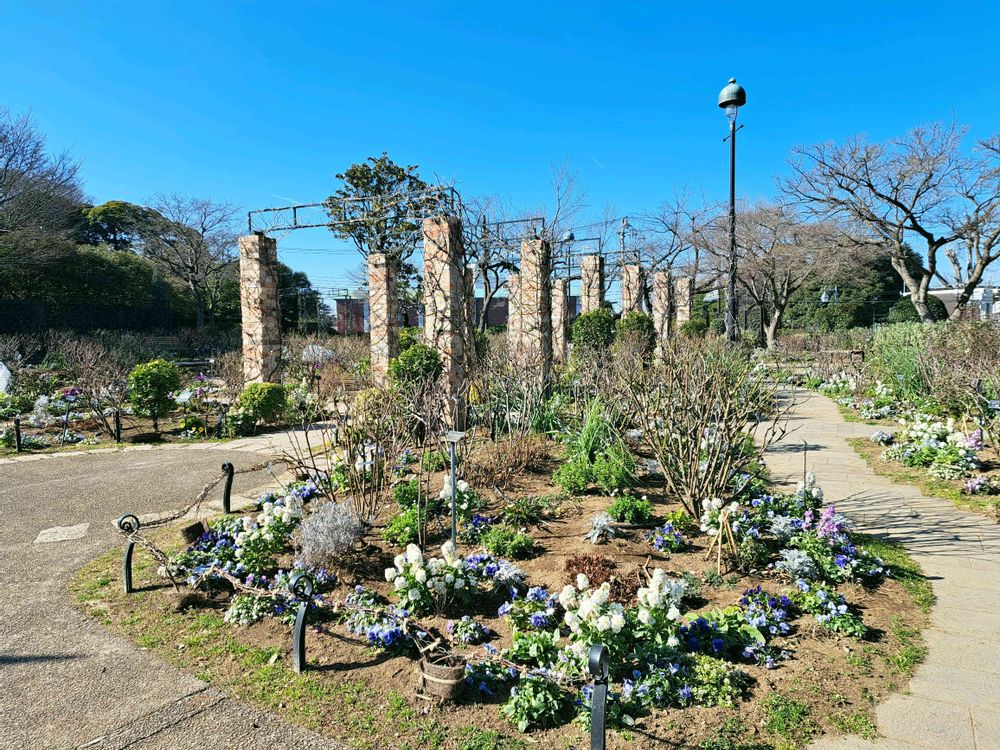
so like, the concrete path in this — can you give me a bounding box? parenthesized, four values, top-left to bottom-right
(766, 389, 1000, 750)
(0, 426, 309, 467)
(0, 446, 339, 750)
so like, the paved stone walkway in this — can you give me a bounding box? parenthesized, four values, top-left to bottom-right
(0, 445, 339, 750)
(0, 426, 308, 467)
(766, 389, 1000, 750)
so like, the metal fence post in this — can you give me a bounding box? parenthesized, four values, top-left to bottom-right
(290, 571, 315, 673)
(13, 417, 22, 453)
(221, 462, 235, 514)
(588, 644, 609, 750)
(116, 514, 141, 594)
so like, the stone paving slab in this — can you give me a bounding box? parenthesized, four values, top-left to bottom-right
(767, 389, 1000, 750)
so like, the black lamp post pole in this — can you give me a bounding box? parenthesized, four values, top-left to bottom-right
(727, 120, 738, 343)
(718, 77, 746, 344)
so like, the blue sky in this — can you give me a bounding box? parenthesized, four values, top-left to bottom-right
(4, 1, 999, 292)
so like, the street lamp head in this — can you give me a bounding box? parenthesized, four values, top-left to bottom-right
(718, 77, 747, 123)
(561, 231, 575, 243)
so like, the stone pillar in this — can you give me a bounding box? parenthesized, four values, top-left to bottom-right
(239, 233, 281, 383)
(580, 254, 604, 314)
(368, 253, 397, 383)
(621, 264, 644, 314)
(422, 217, 466, 424)
(651, 271, 673, 344)
(506, 273, 521, 352)
(517, 238, 552, 381)
(674, 276, 694, 327)
(551, 278, 568, 363)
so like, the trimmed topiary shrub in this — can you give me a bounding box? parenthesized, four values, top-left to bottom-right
(127, 359, 181, 432)
(679, 318, 708, 338)
(571, 308, 617, 349)
(235, 382, 287, 423)
(615, 311, 656, 354)
(388, 343, 443, 387)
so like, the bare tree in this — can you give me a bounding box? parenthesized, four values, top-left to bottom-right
(144, 194, 240, 328)
(0, 109, 83, 273)
(640, 193, 717, 277)
(783, 123, 971, 323)
(942, 135, 1000, 318)
(461, 194, 519, 331)
(722, 202, 863, 347)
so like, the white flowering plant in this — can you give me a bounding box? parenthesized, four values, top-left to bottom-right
(385, 542, 477, 616)
(817, 371, 856, 397)
(439, 476, 485, 519)
(634, 568, 687, 655)
(558, 576, 631, 661)
(882, 413, 981, 478)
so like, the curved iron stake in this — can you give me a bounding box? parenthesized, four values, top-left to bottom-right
(221, 463, 235, 514)
(290, 571, 315, 673)
(116, 514, 141, 594)
(588, 644, 610, 750)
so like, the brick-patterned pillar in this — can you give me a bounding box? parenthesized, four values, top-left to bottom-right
(621, 264, 644, 314)
(518, 238, 552, 381)
(239, 233, 281, 383)
(551, 278, 568, 363)
(422, 216, 466, 425)
(674, 276, 694, 327)
(506, 273, 521, 352)
(651, 271, 673, 344)
(580, 254, 604, 314)
(368, 253, 397, 382)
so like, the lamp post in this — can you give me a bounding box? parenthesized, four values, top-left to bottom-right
(559, 231, 575, 277)
(443, 430, 466, 546)
(718, 77, 747, 344)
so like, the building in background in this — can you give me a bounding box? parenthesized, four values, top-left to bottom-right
(925, 286, 1000, 320)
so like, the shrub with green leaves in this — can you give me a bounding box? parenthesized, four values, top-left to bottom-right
(392, 479, 420, 508)
(553, 456, 592, 495)
(422, 448, 449, 472)
(606, 493, 654, 523)
(615, 311, 656, 354)
(127, 359, 181, 431)
(235, 382, 287, 423)
(482, 526, 535, 559)
(689, 655, 751, 707)
(886, 296, 948, 324)
(571, 308, 616, 349)
(679, 317, 708, 338)
(663, 509, 698, 534)
(381, 506, 424, 547)
(397, 326, 421, 353)
(591, 442, 637, 494)
(500, 675, 568, 732)
(388, 343, 442, 387)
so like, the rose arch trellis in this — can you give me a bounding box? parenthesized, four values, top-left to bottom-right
(238, 189, 697, 424)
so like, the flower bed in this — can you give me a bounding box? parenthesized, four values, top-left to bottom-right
(75, 455, 931, 749)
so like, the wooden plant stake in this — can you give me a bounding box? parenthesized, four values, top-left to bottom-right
(703, 507, 739, 575)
